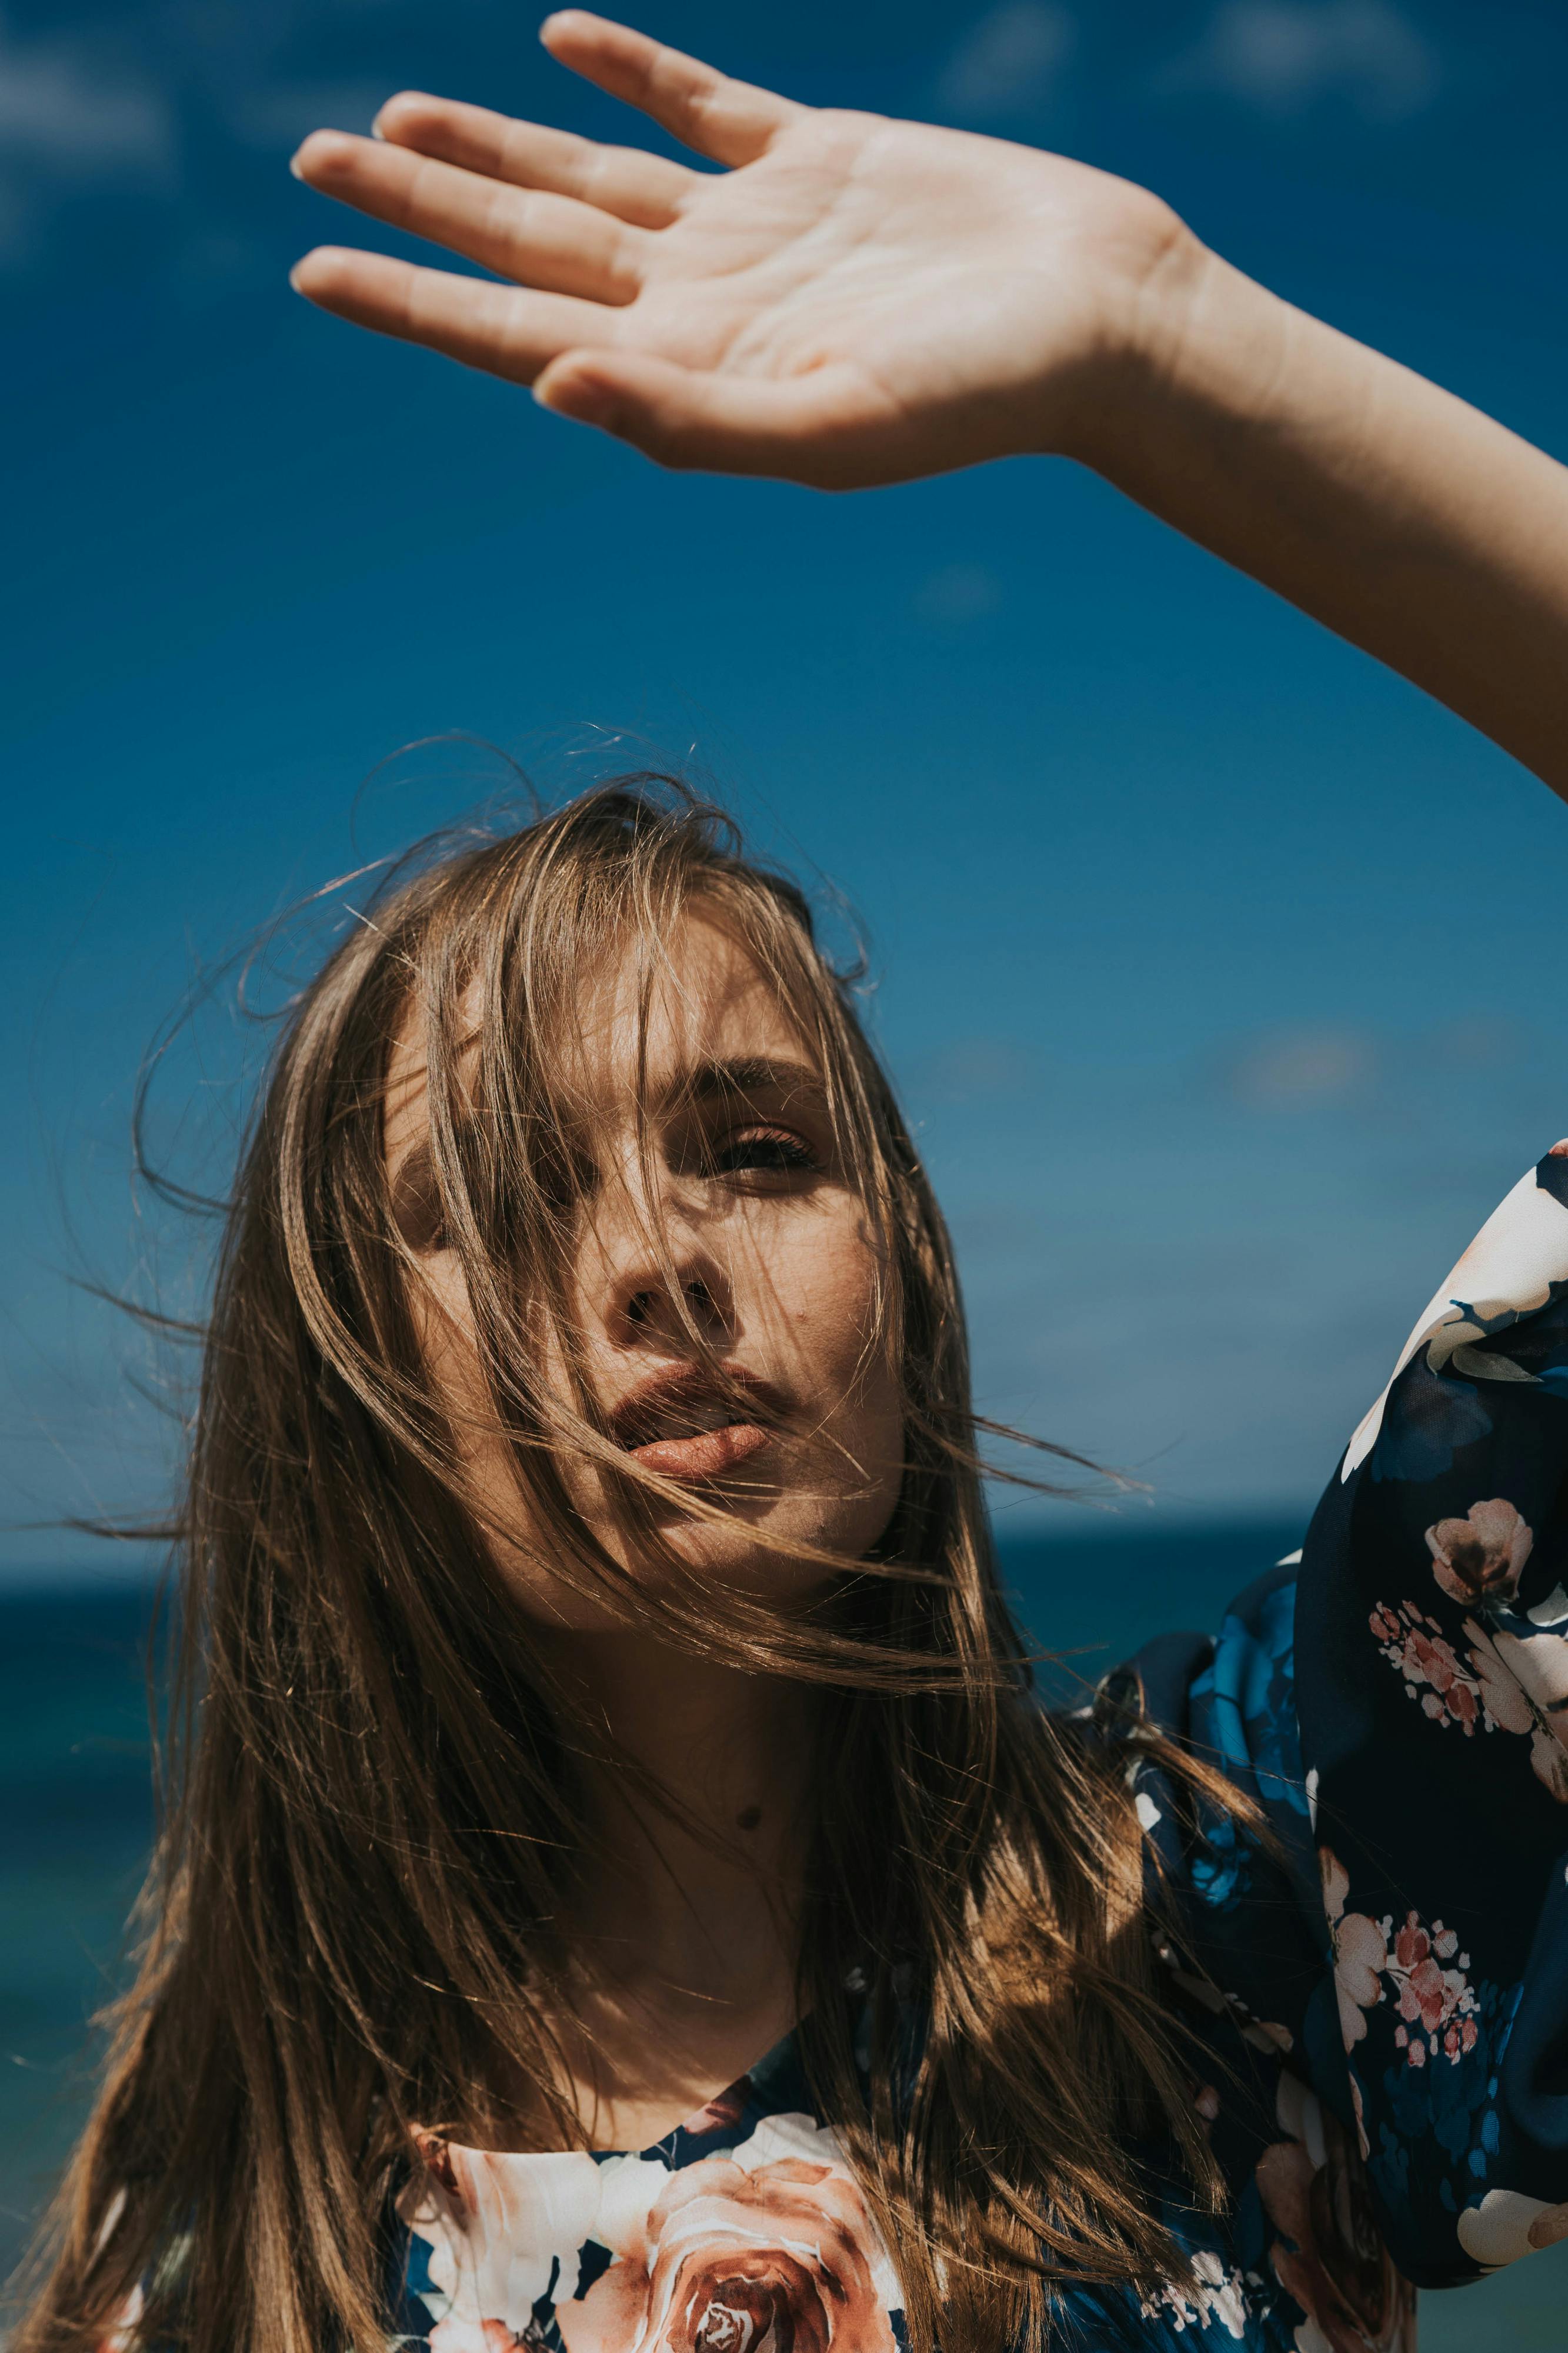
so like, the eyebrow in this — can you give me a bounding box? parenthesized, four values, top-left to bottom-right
(669, 1056, 825, 1109)
(386, 1057, 827, 1230)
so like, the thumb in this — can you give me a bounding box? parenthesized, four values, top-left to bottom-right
(532, 351, 889, 485)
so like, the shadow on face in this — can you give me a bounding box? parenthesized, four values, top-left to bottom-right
(383, 908, 907, 1630)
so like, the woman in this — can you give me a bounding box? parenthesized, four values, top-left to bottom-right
(18, 14, 1568, 2352)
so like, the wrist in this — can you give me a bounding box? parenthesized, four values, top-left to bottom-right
(1060, 228, 1291, 481)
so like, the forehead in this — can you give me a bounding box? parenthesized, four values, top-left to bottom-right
(382, 908, 812, 1173)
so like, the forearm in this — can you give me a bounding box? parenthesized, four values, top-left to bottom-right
(285, 8, 1568, 756)
(1077, 242, 1568, 796)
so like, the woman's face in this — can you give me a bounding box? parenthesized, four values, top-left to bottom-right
(382, 909, 906, 1626)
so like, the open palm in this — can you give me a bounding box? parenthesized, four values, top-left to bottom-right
(291, 11, 1185, 486)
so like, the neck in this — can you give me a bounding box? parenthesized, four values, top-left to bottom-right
(546, 1628, 823, 2011)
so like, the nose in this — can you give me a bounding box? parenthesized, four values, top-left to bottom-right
(608, 1249, 737, 1356)
(586, 1174, 737, 1357)
(622, 1272, 729, 1345)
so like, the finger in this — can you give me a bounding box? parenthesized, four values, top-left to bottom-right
(291, 131, 645, 306)
(533, 349, 896, 485)
(372, 91, 698, 231)
(539, 11, 805, 169)
(290, 248, 616, 385)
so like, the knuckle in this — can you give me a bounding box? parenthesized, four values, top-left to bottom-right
(403, 155, 448, 223)
(485, 186, 519, 248)
(499, 124, 542, 185)
(582, 148, 622, 204)
(604, 232, 644, 305)
(548, 128, 595, 191)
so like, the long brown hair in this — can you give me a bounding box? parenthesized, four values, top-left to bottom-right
(15, 776, 1259, 2353)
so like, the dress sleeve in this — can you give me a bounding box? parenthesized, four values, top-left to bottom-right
(1293, 1142, 1568, 2285)
(1114, 1143, 1568, 2307)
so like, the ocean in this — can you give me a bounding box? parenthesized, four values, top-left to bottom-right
(4, 1523, 1564, 2345)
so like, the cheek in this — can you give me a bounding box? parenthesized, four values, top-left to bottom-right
(769, 1212, 882, 1362)
(406, 1265, 533, 1518)
(408, 1264, 483, 1417)
(758, 1213, 902, 1441)
(406, 1267, 582, 1606)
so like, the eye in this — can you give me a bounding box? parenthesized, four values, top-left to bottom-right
(390, 1148, 451, 1254)
(708, 1125, 821, 1179)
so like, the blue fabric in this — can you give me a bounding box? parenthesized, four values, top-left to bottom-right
(388, 1149, 1568, 2349)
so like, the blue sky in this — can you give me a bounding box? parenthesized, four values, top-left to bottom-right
(4, 0, 1568, 1577)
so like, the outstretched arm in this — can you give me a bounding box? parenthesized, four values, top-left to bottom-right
(290, 11, 1568, 795)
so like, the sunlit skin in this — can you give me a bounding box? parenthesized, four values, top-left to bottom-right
(382, 909, 904, 2145)
(288, 12, 1568, 795)
(383, 908, 905, 1620)
(294, 5, 1568, 2148)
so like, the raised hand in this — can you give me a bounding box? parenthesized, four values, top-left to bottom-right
(288, 13, 1568, 791)
(289, 11, 1190, 487)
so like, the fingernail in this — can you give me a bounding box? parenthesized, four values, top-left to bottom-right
(288, 152, 304, 179)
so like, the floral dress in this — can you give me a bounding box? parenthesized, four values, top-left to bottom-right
(384, 1147, 1568, 2352)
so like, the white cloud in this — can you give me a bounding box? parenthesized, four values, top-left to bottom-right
(0, 14, 172, 175)
(1217, 1024, 1377, 1107)
(1209, 1015, 1523, 1112)
(1160, 0, 1440, 122)
(939, 3, 1076, 122)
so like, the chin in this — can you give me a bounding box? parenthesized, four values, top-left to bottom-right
(480, 1455, 900, 1630)
(658, 1484, 898, 1594)
(658, 1524, 839, 1602)
(485, 1510, 835, 1633)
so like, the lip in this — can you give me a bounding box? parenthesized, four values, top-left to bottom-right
(609, 1364, 785, 1486)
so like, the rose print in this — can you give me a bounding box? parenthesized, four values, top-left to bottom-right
(1469, 1619, 1563, 1798)
(1385, 1913, 1478, 2066)
(1368, 1601, 1483, 1734)
(557, 2147, 898, 2353)
(1425, 1499, 1533, 1608)
(1457, 2186, 1568, 2268)
(398, 2140, 604, 2347)
(1318, 1851, 1479, 2071)
(1369, 1592, 1568, 1799)
(1254, 2075, 1414, 2351)
(1136, 2249, 1249, 2339)
(400, 2118, 903, 2353)
(1320, 1848, 1388, 2054)
(1465, 1617, 1568, 1802)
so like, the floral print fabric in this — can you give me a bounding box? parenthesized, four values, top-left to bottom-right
(389, 1146, 1568, 2349)
(389, 2048, 908, 2353)
(1292, 1142, 1568, 2285)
